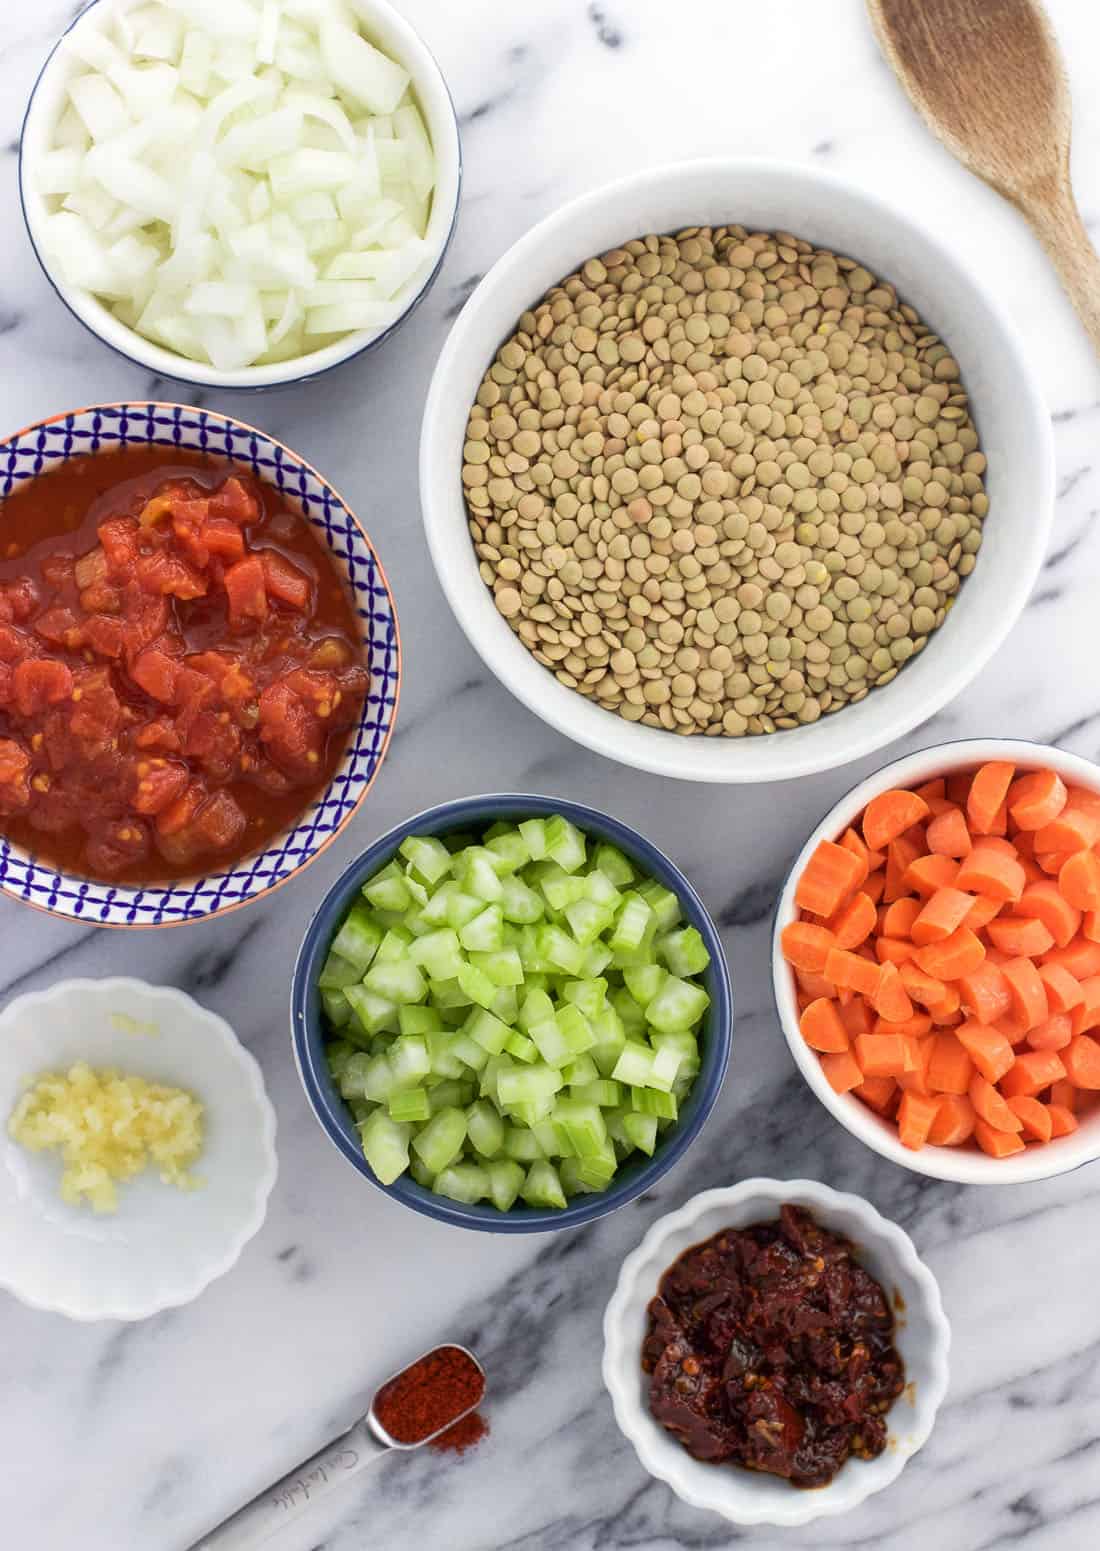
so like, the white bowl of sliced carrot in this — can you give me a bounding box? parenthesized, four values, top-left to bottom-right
(773, 739, 1100, 1184)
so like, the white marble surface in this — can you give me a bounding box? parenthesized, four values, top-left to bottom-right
(2, 2, 1100, 1548)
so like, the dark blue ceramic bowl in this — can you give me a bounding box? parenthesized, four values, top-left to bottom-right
(292, 794, 733, 1233)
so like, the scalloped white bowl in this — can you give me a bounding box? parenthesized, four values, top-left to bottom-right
(0, 977, 277, 1321)
(603, 1178, 950, 1527)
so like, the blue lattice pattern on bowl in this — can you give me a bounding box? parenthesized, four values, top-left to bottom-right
(0, 403, 400, 927)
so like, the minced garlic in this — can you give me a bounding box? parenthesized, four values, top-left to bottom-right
(8, 1062, 204, 1213)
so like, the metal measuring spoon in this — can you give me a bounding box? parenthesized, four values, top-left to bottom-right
(189, 1344, 485, 1549)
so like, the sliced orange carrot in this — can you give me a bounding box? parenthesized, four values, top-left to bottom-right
(838, 827, 872, 888)
(795, 967, 836, 1000)
(876, 937, 917, 965)
(1085, 910, 1100, 943)
(864, 870, 886, 905)
(913, 927, 986, 981)
(955, 844, 1026, 903)
(824, 947, 882, 999)
(1013, 880, 1081, 947)
(872, 1011, 933, 1040)
(1047, 1102, 1079, 1137)
(874, 961, 914, 1023)
(1025, 1012, 1073, 1051)
(967, 761, 1016, 835)
(955, 1019, 1015, 1083)
(855, 1075, 898, 1114)
(958, 961, 1012, 1024)
(1070, 975, 1100, 1035)
(928, 1093, 976, 1146)
(989, 798, 1010, 836)
(862, 788, 930, 852)
(964, 895, 1003, 931)
(1007, 1094, 1053, 1142)
(911, 886, 975, 946)
(969, 1073, 1024, 1132)
(1050, 1077, 1078, 1111)
(1000, 1049, 1066, 1099)
(927, 1032, 974, 1095)
(898, 1034, 934, 1095)
(1059, 850, 1100, 912)
(1037, 963, 1084, 1014)
(884, 832, 924, 903)
(985, 915, 1055, 957)
(1033, 805, 1100, 855)
(1001, 957, 1049, 1030)
(795, 839, 865, 918)
(974, 1118, 1026, 1158)
(904, 853, 960, 898)
(945, 770, 973, 806)
(855, 1032, 916, 1078)
(1044, 939, 1100, 980)
(900, 960, 949, 1009)
(839, 996, 874, 1038)
(781, 922, 836, 972)
(929, 982, 962, 1024)
(820, 1048, 863, 1094)
(1062, 1033, 1100, 1088)
(828, 891, 877, 950)
(800, 998, 850, 1053)
(1008, 768, 1067, 831)
(915, 777, 946, 803)
(1036, 848, 1075, 877)
(995, 1011, 1031, 1047)
(882, 897, 922, 939)
(1065, 785, 1100, 820)
(926, 806, 972, 858)
(897, 1090, 940, 1150)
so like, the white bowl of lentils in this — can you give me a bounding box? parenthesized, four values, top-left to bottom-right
(420, 158, 1054, 783)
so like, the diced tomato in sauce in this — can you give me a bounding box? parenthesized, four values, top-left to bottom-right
(0, 448, 369, 883)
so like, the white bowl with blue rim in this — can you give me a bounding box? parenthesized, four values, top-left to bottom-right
(18, 0, 461, 390)
(0, 402, 400, 928)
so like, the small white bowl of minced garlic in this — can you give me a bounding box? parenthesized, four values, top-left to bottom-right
(0, 977, 276, 1321)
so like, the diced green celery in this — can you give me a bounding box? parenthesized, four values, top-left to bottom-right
(399, 834, 452, 885)
(505, 1030, 537, 1063)
(459, 903, 504, 953)
(583, 869, 621, 909)
(470, 947, 524, 987)
(330, 907, 382, 974)
(609, 892, 654, 954)
(533, 1119, 572, 1157)
(363, 1054, 399, 1103)
(375, 926, 414, 964)
(408, 927, 464, 981)
(595, 843, 635, 887)
(659, 925, 711, 977)
(320, 949, 364, 990)
(344, 984, 399, 1035)
(502, 1123, 543, 1162)
(561, 978, 607, 1020)
(467, 1007, 511, 1055)
(572, 1139, 618, 1187)
(449, 1032, 491, 1072)
(404, 876, 430, 911)
(533, 862, 588, 912)
(590, 1004, 628, 1076)
(487, 1157, 525, 1211)
(456, 959, 497, 1009)
(638, 878, 682, 932)
(646, 1044, 683, 1093)
(357, 1110, 411, 1184)
(499, 876, 544, 924)
(362, 865, 412, 913)
(522, 1160, 567, 1208)
(444, 889, 484, 930)
(321, 988, 352, 1028)
(349, 1097, 372, 1123)
(622, 1111, 659, 1155)
(553, 1099, 608, 1157)
(427, 1077, 475, 1111)
(467, 1099, 505, 1158)
(434, 1162, 489, 1204)
(646, 976, 710, 1034)
(427, 1029, 466, 1079)
(562, 1054, 599, 1087)
(485, 830, 529, 871)
(612, 1039, 656, 1087)
(572, 1078, 622, 1107)
(388, 1087, 431, 1123)
(428, 977, 472, 1009)
(389, 1035, 431, 1088)
(632, 1086, 678, 1119)
(460, 849, 504, 901)
(479, 1053, 506, 1100)
(411, 1106, 467, 1174)
(338, 1051, 372, 1098)
(399, 1005, 443, 1038)
(512, 1095, 556, 1126)
(516, 926, 552, 974)
(652, 1029, 700, 1076)
(403, 912, 436, 940)
(556, 1004, 595, 1055)
(484, 821, 510, 840)
(496, 1063, 563, 1108)
(559, 1158, 598, 1195)
(529, 1015, 570, 1067)
(363, 959, 427, 1006)
(580, 941, 613, 978)
(522, 970, 550, 995)
(611, 986, 645, 1034)
(624, 963, 666, 1007)
(537, 924, 585, 976)
(519, 987, 555, 1033)
(518, 817, 548, 859)
(563, 897, 614, 945)
(326, 1041, 355, 1083)
(490, 985, 519, 1024)
(418, 880, 458, 925)
(544, 815, 586, 873)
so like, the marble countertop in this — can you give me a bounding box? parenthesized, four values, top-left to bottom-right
(3, 2, 1100, 1548)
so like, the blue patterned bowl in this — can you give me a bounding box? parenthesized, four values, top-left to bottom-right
(0, 403, 400, 927)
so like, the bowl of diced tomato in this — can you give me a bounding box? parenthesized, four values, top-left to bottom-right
(0, 402, 399, 927)
(773, 740, 1100, 1183)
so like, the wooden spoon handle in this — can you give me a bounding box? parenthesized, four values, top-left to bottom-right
(1018, 178, 1100, 359)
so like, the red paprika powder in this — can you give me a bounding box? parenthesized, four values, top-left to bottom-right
(374, 1345, 485, 1447)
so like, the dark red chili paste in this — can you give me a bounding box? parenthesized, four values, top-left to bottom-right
(642, 1205, 905, 1488)
(0, 447, 368, 883)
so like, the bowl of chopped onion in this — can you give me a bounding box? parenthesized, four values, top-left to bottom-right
(18, 0, 461, 388)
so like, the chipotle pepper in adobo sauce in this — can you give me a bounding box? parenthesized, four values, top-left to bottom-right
(642, 1205, 905, 1488)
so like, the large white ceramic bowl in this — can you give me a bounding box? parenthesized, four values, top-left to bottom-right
(603, 1178, 950, 1528)
(0, 978, 277, 1320)
(773, 739, 1100, 1184)
(421, 158, 1054, 783)
(19, 0, 461, 390)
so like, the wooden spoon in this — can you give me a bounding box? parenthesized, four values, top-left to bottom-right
(867, 0, 1100, 356)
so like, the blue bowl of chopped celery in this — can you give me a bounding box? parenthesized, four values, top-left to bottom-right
(291, 795, 732, 1233)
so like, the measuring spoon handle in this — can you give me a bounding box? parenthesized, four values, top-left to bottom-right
(188, 1420, 387, 1550)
